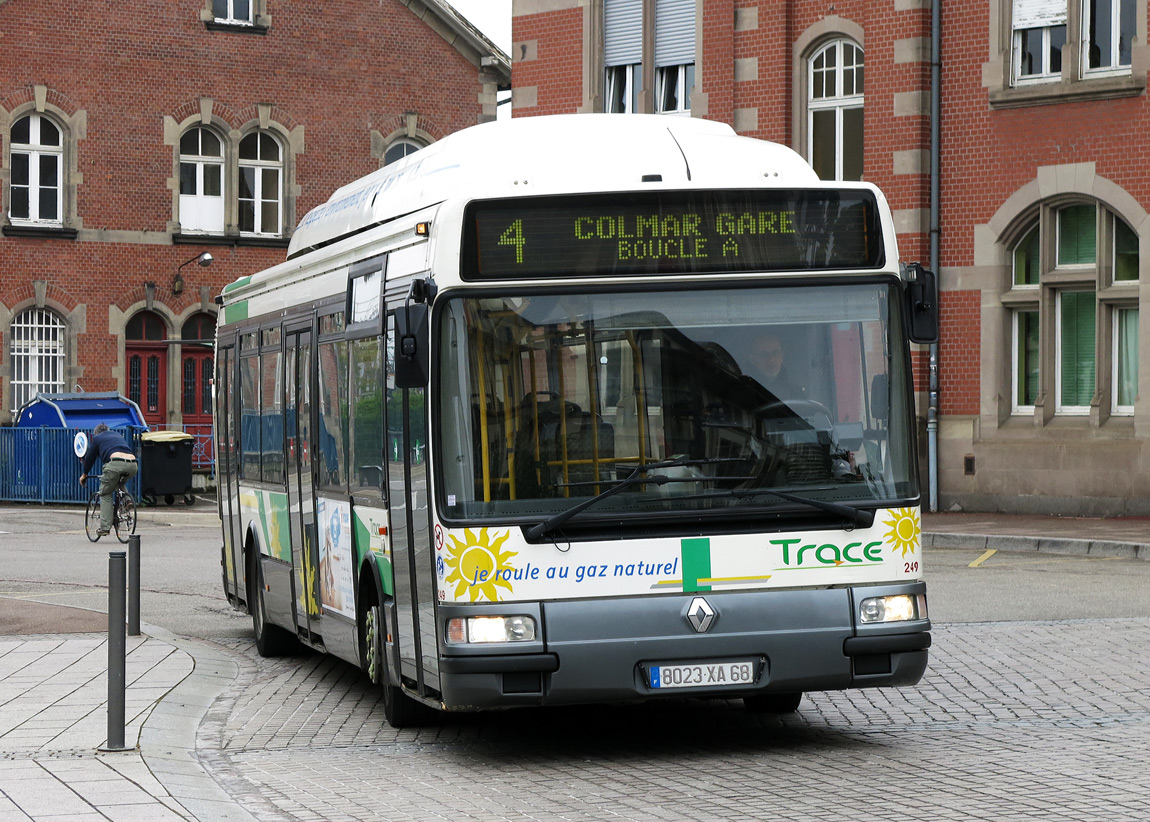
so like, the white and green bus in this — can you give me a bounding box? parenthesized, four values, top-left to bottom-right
(214, 114, 937, 726)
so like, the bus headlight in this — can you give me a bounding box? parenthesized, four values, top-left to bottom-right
(859, 594, 925, 624)
(446, 615, 537, 644)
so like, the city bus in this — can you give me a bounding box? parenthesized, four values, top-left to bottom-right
(214, 114, 937, 727)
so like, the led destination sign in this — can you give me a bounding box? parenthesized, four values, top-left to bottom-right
(462, 190, 883, 279)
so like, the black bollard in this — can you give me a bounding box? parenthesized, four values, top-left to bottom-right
(127, 534, 140, 637)
(101, 550, 130, 752)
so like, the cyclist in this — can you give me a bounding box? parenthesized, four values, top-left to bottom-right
(79, 423, 138, 537)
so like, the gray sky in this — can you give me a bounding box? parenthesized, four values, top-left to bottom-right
(448, 0, 511, 53)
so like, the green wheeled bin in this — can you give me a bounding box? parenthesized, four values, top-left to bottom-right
(139, 430, 195, 506)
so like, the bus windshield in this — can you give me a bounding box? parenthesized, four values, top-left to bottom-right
(435, 282, 917, 526)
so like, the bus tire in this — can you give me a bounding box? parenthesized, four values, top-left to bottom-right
(360, 592, 431, 728)
(743, 692, 802, 714)
(248, 549, 297, 657)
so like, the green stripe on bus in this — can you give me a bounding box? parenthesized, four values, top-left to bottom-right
(681, 537, 712, 593)
(222, 276, 252, 293)
(224, 300, 249, 324)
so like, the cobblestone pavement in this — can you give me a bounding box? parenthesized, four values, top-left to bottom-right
(196, 618, 1150, 822)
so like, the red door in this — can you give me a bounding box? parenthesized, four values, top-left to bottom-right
(126, 310, 169, 428)
(127, 345, 167, 428)
(181, 348, 214, 426)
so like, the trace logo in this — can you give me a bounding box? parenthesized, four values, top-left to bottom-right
(771, 537, 884, 568)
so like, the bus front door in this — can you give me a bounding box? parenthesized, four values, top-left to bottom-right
(286, 328, 320, 639)
(216, 343, 243, 603)
(386, 312, 440, 697)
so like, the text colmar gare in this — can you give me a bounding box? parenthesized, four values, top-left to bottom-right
(574, 210, 797, 260)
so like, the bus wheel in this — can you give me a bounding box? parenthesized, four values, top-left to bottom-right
(248, 552, 297, 657)
(743, 692, 802, 714)
(362, 600, 431, 728)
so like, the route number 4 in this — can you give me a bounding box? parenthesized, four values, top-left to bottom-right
(499, 219, 526, 264)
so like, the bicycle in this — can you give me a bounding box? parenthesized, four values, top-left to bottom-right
(84, 475, 137, 544)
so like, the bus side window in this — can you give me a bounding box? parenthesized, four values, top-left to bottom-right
(317, 339, 350, 491)
(351, 337, 385, 495)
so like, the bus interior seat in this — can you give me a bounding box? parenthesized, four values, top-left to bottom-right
(514, 394, 614, 498)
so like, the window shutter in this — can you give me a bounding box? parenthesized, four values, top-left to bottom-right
(1012, 0, 1067, 30)
(604, 0, 642, 67)
(655, 0, 696, 67)
(1059, 291, 1096, 407)
(1058, 204, 1096, 266)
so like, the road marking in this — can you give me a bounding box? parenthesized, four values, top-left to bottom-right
(969, 549, 997, 567)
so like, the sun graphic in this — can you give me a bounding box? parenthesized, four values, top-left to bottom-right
(443, 528, 518, 602)
(882, 508, 921, 558)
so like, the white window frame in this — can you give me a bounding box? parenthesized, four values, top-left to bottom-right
(1054, 289, 1096, 415)
(1011, 0, 1068, 84)
(1112, 306, 1138, 414)
(213, 0, 253, 25)
(1081, 0, 1135, 76)
(605, 64, 641, 113)
(179, 127, 226, 234)
(238, 131, 283, 236)
(1012, 25, 1067, 82)
(8, 113, 64, 226)
(1012, 309, 1040, 414)
(807, 39, 864, 181)
(9, 308, 66, 416)
(655, 64, 693, 115)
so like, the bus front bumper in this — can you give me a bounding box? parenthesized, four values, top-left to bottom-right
(437, 582, 930, 710)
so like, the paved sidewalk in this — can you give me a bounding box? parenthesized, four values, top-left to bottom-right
(0, 510, 1145, 821)
(0, 625, 254, 822)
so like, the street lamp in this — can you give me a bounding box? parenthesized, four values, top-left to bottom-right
(174, 251, 213, 295)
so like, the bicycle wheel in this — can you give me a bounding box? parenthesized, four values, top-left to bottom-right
(114, 492, 137, 543)
(85, 493, 102, 542)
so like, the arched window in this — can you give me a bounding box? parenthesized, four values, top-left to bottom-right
(179, 127, 225, 233)
(807, 39, 864, 181)
(9, 308, 66, 415)
(126, 311, 167, 341)
(383, 139, 423, 166)
(9, 114, 64, 225)
(1004, 203, 1140, 417)
(238, 131, 283, 235)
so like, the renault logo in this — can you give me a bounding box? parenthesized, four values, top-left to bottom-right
(686, 597, 715, 633)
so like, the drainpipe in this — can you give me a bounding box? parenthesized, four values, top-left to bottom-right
(927, 0, 941, 512)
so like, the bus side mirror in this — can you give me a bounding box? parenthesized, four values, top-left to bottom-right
(394, 302, 429, 388)
(904, 263, 939, 344)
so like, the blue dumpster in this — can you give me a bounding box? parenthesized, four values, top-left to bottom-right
(16, 392, 146, 429)
(4, 392, 145, 504)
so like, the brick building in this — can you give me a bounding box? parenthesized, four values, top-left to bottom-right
(510, 0, 1150, 516)
(0, 0, 509, 452)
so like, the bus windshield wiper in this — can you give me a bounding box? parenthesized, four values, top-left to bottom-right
(736, 488, 874, 529)
(525, 456, 724, 539)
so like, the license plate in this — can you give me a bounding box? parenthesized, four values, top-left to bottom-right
(648, 659, 756, 689)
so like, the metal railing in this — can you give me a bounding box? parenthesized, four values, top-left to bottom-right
(148, 422, 215, 471)
(0, 426, 144, 504)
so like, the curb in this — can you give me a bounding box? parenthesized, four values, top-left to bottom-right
(925, 531, 1149, 561)
(138, 623, 259, 822)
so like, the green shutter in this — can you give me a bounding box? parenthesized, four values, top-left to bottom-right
(1058, 205, 1096, 266)
(1059, 291, 1095, 407)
